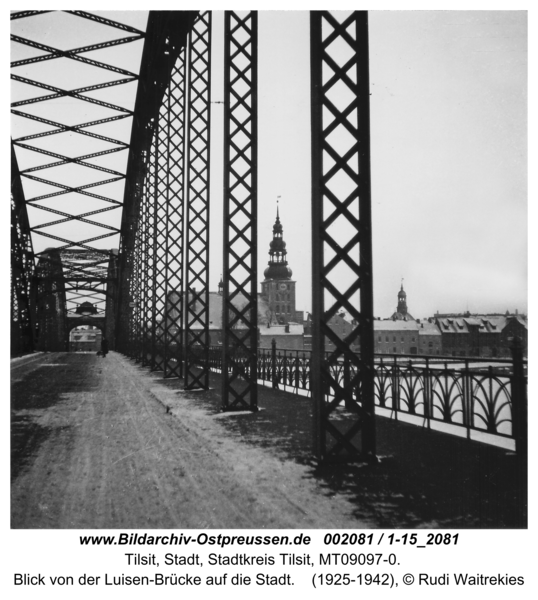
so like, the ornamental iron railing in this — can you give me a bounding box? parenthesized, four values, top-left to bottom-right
(200, 344, 526, 454)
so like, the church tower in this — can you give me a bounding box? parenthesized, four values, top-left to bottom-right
(397, 283, 408, 316)
(390, 281, 414, 321)
(261, 207, 296, 324)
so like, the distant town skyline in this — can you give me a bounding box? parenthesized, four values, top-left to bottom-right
(206, 10, 527, 320)
(10, 10, 528, 320)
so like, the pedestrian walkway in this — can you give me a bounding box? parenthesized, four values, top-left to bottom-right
(11, 352, 362, 529)
(11, 352, 526, 529)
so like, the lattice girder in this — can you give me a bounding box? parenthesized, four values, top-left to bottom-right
(11, 10, 147, 326)
(184, 12, 212, 390)
(310, 11, 376, 461)
(221, 11, 258, 411)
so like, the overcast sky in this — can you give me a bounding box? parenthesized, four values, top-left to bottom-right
(10, 8, 528, 320)
(210, 10, 527, 318)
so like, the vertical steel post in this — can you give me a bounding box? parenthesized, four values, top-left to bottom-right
(511, 337, 527, 461)
(310, 11, 376, 461)
(462, 358, 471, 438)
(132, 226, 143, 361)
(104, 251, 119, 348)
(141, 145, 155, 368)
(152, 88, 172, 372)
(185, 12, 212, 389)
(222, 11, 259, 411)
(11, 145, 36, 355)
(150, 129, 160, 370)
(163, 46, 188, 379)
(424, 357, 433, 431)
(271, 337, 278, 389)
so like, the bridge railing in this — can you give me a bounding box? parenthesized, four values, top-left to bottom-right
(202, 344, 526, 453)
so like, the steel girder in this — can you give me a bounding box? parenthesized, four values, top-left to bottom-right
(11, 144, 36, 356)
(184, 13, 212, 390)
(60, 249, 111, 321)
(143, 136, 157, 368)
(116, 11, 198, 357)
(163, 45, 188, 379)
(130, 49, 187, 373)
(221, 11, 259, 411)
(105, 251, 119, 346)
(11, 11, 139, 323)
(35, 249, 67, 351)
(152, 95, 171, 372)
(310, 12, 376, 461)
(118, 11, 209, 384)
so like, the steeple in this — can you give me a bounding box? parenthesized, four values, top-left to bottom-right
(260, 202, 297, 325)
(389, 279, 414, 321)
(397, 280, 408, 317)
(263, 205, 292, 281)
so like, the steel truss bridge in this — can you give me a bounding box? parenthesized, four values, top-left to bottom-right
(11, 10, 376, 462)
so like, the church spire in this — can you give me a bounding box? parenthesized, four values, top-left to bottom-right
(397, 281, 408, 316)
(263, 205, 292, 281)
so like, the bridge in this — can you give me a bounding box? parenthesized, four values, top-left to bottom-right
(10, 10, 527, 528)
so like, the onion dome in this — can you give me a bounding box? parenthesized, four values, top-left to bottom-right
(264, 263, 293, 280)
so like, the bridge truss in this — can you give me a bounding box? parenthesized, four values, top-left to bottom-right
(11, 10, 376, 461)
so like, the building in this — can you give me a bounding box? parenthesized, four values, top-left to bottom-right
(306, 284, 432, 355)
(165, 290, 273, 347)
(259, 323, 305, 350)
(163, 212, 526, 358)
(303, 311, 357, 352)
(374, 320, 420, 354)
(434, 312, 527, 358)
(417, 319, 442, 355)
(69, 326, 102, 352)
(390, 282, 415, 321)
(260, 207, 302, 325)
(258, 207, 304, 349)
(163, 210, 307, 352)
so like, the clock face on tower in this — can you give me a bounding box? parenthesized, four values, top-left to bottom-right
(279, 283, 287, 291)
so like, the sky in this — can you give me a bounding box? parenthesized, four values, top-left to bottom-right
(10, 8, 528, 321)
(210, 10, 527, 319)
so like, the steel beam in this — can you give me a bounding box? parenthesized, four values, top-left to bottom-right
(116, 11, 197, 356)
(11, 144, 36, 356)
(105, 251, 119, 348)
(310, 11, 376, 461)
(141, 142, 156, 368)
(35, 249, 67, 351)
(163, 45, 188, 379)
(222, 11, 259, 411)
(185, 12, 212, 390)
